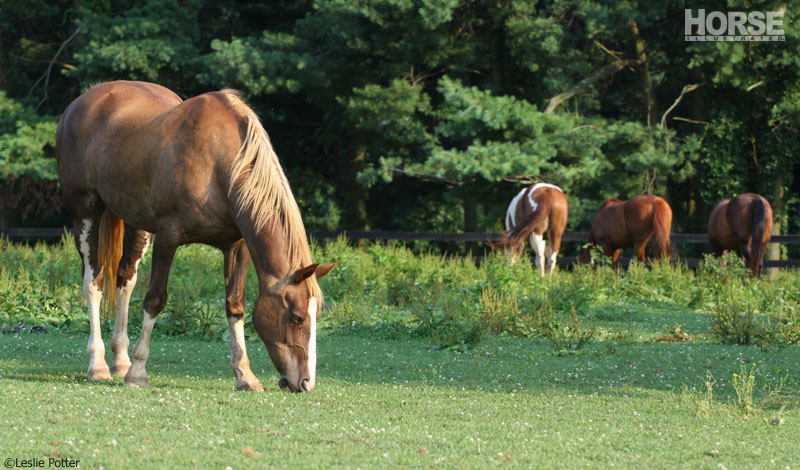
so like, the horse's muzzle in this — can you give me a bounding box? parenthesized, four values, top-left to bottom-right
(278, 376, 312, 393)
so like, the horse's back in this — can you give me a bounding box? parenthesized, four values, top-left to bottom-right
(57, 82, 182, 191)
(507, 184, 567, 234)
(56, 82, 244, 240)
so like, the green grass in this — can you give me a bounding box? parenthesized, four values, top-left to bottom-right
(1, 331, 799, 469)
(1, 237, 800, 468)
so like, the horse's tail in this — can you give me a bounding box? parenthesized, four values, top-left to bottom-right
(749, 198, 770, 276)
(98, 209, 124, 319)
(652, 198, 672, 259)
(497, 203, 551, 249)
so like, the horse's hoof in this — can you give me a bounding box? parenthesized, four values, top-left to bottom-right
(235, 380, 264, 392)
(87, 366, 112, 381)
(110, 362, 131, 377)
(124, 375, 149, 387)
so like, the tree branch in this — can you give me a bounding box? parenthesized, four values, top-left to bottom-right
(660, 84, 701, 130)
(29, 27, 80, 112)
(544, 59, 636, 114)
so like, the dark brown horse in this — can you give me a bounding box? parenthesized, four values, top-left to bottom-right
(56, 81, 337, 392)
(493, 183, 569, 275)
(708, 193, 773, 276)
(581, 195, 672, 265)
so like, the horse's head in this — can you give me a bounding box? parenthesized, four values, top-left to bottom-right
(252, 262, 338, 393)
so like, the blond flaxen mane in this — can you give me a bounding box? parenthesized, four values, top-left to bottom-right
(222, 89, 322, 302)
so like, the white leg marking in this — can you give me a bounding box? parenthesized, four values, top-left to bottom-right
(80, 219, 110, 380)
(111, 235, 150, 377)
(228, 315, 262, 391)
(531, 232, 546, 277)
(125, 311, 156, 387)
(548, 247, 559, 275)
(306, 296, 318, 392)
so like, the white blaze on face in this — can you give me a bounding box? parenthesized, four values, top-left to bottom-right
(307, 296, 317, 390)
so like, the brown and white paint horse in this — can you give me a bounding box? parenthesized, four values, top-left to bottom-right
(708, 193, 773, 277)
(56, 81, 337, 392)
(494, 183, 568, 275)
(581, 195, 672, 265)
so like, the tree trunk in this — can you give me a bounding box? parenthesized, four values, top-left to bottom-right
(767, 172, 784, 279)
(629, 21, 658, 127)
(0, 28, 5, 90)
(341, 134, 368, 230)
(490, 24, 505, 95)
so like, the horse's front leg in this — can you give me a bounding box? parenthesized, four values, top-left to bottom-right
(223, 241, 263, 391)
(124, 229, 180, 387)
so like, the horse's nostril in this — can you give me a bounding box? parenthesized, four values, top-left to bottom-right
(300, 378, 313, 392)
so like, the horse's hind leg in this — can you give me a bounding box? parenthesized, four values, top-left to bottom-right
(633, 235, 652, 262)
(72, 214, 111, 381)
(530, 232, 546, 276)
(110, 227, 151, 377)
(223, 240, 263, 391)
(125, 229, 181, 387)
(546, 229, 563, 275)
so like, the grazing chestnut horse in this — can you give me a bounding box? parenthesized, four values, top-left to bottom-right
(708, 193, 772, 276)
(56, 81, 337, 392)
(494, 183, 568, 275)
(581, 195, 672, 265)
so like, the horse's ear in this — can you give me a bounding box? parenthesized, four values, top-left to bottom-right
(315, 261, 340, 279)
(293, 264, 319, 284)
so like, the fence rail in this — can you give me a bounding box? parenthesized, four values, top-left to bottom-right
(3, 227, 800, 268)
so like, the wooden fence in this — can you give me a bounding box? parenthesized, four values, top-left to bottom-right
(3, 227, 800, 268)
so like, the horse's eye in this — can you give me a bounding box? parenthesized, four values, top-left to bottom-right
(290, 313, 304, 325)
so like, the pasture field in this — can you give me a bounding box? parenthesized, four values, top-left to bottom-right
(1, 237, 800, 469)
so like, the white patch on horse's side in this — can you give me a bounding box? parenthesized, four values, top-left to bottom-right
(306, 296, 318, 391)
(528, 191, 539, 213)
(528, 183, 563, 214)
(79, 219, 109, 378)
(505, 188, 527, 230)
(530, 182, 563, 193)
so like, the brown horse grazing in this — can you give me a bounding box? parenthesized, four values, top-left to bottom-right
(708, 193, 773, 277)
(492, 183, 569, 275)
(56, 81, 337, 392)
(580, 195, 672, 265)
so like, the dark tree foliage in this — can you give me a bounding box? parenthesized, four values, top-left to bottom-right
(1, 0, 798, 259)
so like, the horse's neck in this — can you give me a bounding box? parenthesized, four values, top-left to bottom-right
(240, 220, 293, 290)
